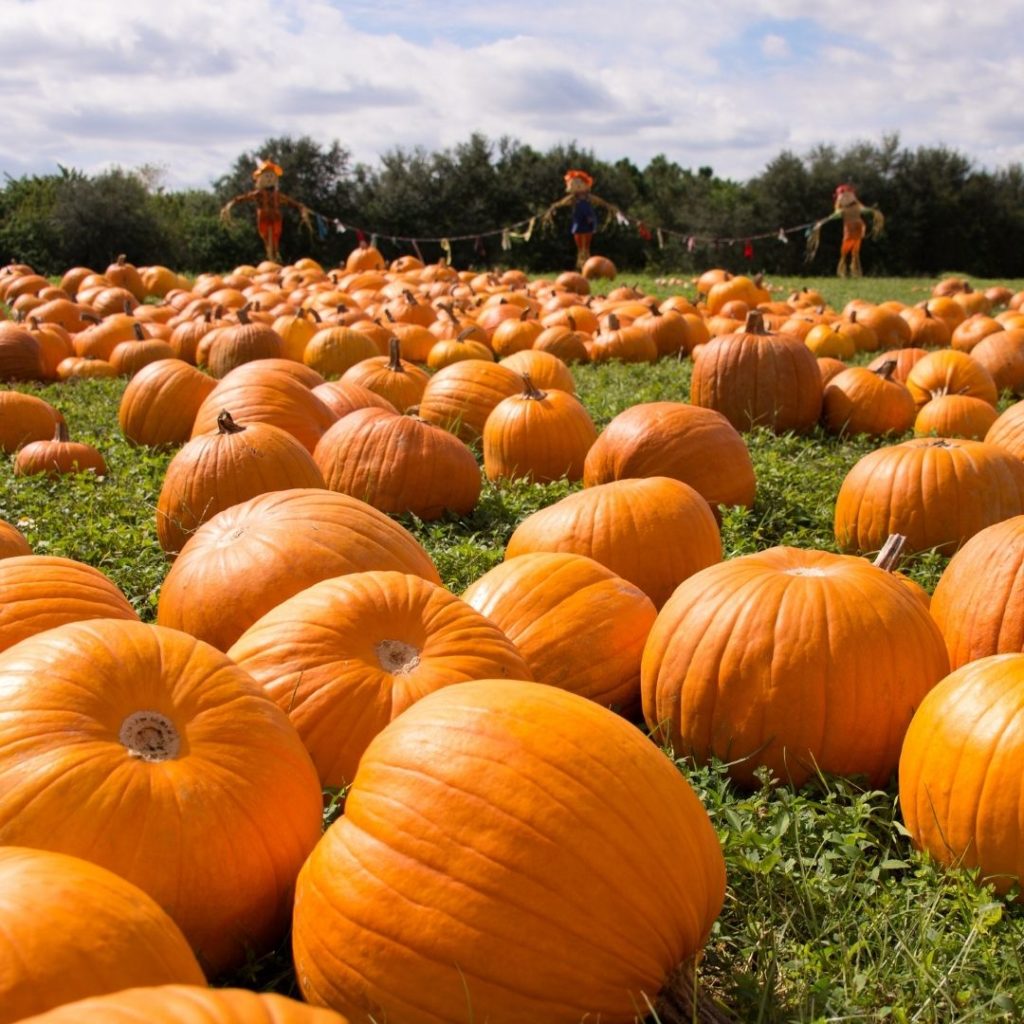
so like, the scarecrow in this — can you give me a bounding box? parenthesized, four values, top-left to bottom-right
(220, 158, 312, 262)
(543, 170, 620, 269)
(806, 184, 885, 278)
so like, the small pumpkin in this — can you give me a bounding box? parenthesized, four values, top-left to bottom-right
(14, 422, 106, 477)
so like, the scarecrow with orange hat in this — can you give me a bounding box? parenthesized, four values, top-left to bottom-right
(220, 158, 312, 262)
(543, 170, 620, 269)
(806, 184, 885, 277)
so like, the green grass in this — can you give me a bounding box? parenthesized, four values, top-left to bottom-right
(2, 274, 1024, 1021)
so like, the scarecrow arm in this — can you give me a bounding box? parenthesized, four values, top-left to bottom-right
(219, 190, 260, 222)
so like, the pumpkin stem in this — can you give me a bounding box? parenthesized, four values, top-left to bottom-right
(519, 372, 547, 401)
(216, 410, 246, 435)
(116, 254, 128, 266)
(387, 336, 404, 372)
(236, 303, 251, 325)
(119, 711, 180, 763)
(132, 322, 146, 341)
(872, 533, 908, 573)
(310, 307, 322, 322)
(52, 421, 70, 443)
(743, 310, 767, 334)
(456, 327, 477, 343)
(123, 298, 134, 315)
(608, 312, 621, 331)
(873, 359, 898, 381)
(653, 956, 736, 1024)
(519, 307, 531, 321)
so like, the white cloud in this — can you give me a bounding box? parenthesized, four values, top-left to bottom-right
(0, 0, 1021, 191)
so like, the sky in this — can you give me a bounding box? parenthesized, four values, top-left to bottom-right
(2, 0, 1022, 192)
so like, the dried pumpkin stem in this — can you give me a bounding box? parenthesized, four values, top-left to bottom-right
(216, 410, 246, 435)
(873, 533, 908, 573)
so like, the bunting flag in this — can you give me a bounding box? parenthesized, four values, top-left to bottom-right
(440, 238, 453, 263)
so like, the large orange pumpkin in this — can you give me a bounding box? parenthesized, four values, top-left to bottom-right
(505, 476, 721, 608)
(157, 488, 441, 650)
(642, 546, 950, 788)
(14, 985, 350, 1024)
(582, 402, 755, 508)
(417, 359, 523, 442)
(0, 391, 65, 453)
(292, 679, 726, 1024)
(0, 847, 205, 1023)
(0, 619, 323, 975)
(463, 552, 656, 710)
(899, 654, 1024, 896)
(834, 438, 1024, 555)
(228, 571, 532, 787)
(118, 358, 217, 448)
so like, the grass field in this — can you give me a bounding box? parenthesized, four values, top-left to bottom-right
(2, 273, 1024, 1022)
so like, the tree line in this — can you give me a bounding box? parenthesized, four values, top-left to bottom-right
(2, 132, 1022, 278)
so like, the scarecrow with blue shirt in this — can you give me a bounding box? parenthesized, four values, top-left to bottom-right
(543, 170, 619, 269)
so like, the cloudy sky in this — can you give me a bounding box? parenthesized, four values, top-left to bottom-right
(2, 0, 1021, 191)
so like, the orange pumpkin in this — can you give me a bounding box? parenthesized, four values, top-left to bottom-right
(292, 679, 725, 1024)
(340, 337, 429, 412)
(505, 477, 721, 608)
(118, 359, 217, 448)
(13, 985, 350, 1024)
(228, 571, 532, 787)
(0, 519, 31, 559)
(13, 422, 106, 477)
(914, 394, 999, 439)
(821, 363, 917, 437)
(157, 488, 441, 651)
(417, 360, 522, 443)
(642, 546, 950, 788)
(0, 391, 64, 453)
(0, 848, 205, 1023)
(905, 349, 998, 409)
(482, 374, 596, 483)
(899, 655, 1024, 896)
(463, 552, 655, 710)
(0, 619, 323, 975)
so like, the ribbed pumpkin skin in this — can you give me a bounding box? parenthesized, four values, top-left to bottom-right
(834, 438, 1024, 555)
(14, 985, 351, 1024)
(157, 488, 441, 651)
(582, 402, 755, 508)
(821, 366, 917, 436)
(0, 518, 31, 558)
(313, 408, 481, 520)
(340, 347, 429, 412)
(206, 320, 284, 379)
(867, 347, 929, 383)
(899, 654, 1024, 896)
(0, 391, 64, 453)
(463, 552, 655, 709)
(971, 330, 1024, 395)
(905, 349, 998, 409)
(0, 848, 206, 1023)
(417, 360, 523, 442)
(642, 546, 951, 789)
(118, 359, 217, 448)
(311, 380, 397, 419)
(157, 415, 326, 556)
(930, 516, 1024, 668)
(228, 571, 533, 787)
(303, 326, 379, 377)
(985, 399, 1024, 458)
(14, 434, 107, 477)
(689, 318, 823, 433)
(0, 619, 323, 976)
(0, 325, 43, 381)
(483, 381, 597, 484)
(293, 679, 726, 1024)
(499, 349, 576, 393)
(0, 555, 138, 654)
(914, 394, 998, 439)
(505, 477, 721, 608)
(191, 367, 337, 454)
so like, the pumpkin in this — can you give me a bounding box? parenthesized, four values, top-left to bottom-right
(205, 305, 284, 378)
(0, 518, 31, 558)
(582, 254, 616, 279)
(586, 314, 658, 363)
(0, 391, 64, 453)
(951, 314, 1004, 353)
(490, 310, 543, 358)
(582, 402, 755, 509)
(417, 360, 522, 443)
(482, 374, 597, 484)
(463, 552, 655, 710)
(690, 311, 822, 433)
(0, 848, 205, 1023)
(13, 985, 350, 1024)
(804, 321, 856, 360)
(0, 619, 323, 975)
(157, 411, 326, 556)
(0, 554, 138, 653)
(303, 325, 379, 377)
(313, 407, 480, 520)
(426, 331, 494, 370)
(867, 347, 929, 383)
(292, 679, 725, 1024)
(533, 322, 591, 363)
(904, 349, 999, 409)
(930, 516, 1024, 668)
(340, 337, 429, 412)
(55, 355, 117, 380)
(191, 364, 337, 454)
(834, 438, 1024, 555)
(0, 324, 43, 380)
(228, 571, 532, 787)
(642, 546, 950, 788)
(273, 307, 322, 361)
(118, 359, 217, 448)
(157, 488, 441, 650)
(899, 654, 1024, 896)
(971, 330, 1024, 394)
(14, 422, 107, 477)
(104, 254, 147, 302)
(914, 394, 999, 439)
(505, 477, 721, 608)
(821, 362, 917, 437)
(499, 347, 576, 393)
